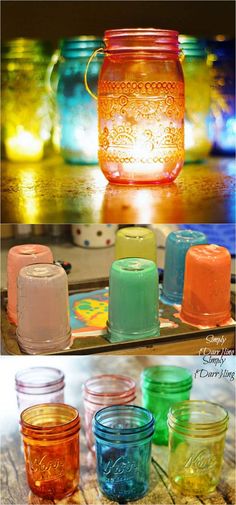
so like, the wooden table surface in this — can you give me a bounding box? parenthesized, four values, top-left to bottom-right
(1, 156, 235, 224)
(1, 355, 235, 505)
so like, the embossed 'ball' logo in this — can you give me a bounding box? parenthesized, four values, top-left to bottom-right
(184, 448, 217, 472)
(104, 456, 139, 480)
(30, 454, 65, 480)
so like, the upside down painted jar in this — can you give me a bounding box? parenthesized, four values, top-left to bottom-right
(83, 374, 136, 452)
(141, 366, 192, 445)
(20, 403, 80, 499)
(93, 405, 155, 502)
(168, 401, 229, 495)
(180, 244, 231, 327)
(97, 28, 185, 184)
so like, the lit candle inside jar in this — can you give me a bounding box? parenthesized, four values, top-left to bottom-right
(5, 129, 44, 161)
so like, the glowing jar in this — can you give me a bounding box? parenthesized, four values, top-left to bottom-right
(141, 366, 192, 445)
(15, 367, 65, 413)
(93, 405, 154, 502)
(54, 37, 103, 164)
(168, 401, 229, 496)
(97, 29, 184, 184)
(207, 38, 235, 155)
(83, 374, 136, 452)
(180, 36, 211, 162)
(20, 403, 80, 499)
(1, 39, 52, 162)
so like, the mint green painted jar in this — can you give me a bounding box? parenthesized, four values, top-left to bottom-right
(141, 366, 193, 445)
(107, 258, 159, 343)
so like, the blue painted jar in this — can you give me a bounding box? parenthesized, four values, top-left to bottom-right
(207, 38, 235, 155)
(93, 405, 154, 502)
(161, 230, 207, 305)
(53, 37, 103, 164)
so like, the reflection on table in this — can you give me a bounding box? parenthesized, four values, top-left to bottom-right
(1, 157, 235, 223)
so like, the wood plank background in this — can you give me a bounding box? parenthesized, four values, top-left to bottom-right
(1, 356, 235, 504)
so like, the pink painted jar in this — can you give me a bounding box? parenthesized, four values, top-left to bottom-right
(7, 244, 53, 324)
(17, 263, 71, 354)
(83, 374, 136, 452)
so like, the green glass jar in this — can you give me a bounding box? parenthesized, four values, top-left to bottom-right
(141, 366, 192, 445)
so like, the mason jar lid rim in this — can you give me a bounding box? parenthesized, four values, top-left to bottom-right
(21, 403, 80, 431)
(15, 366, 65, 390)
(94, 405, 155, 435)
(83, 374, 136, 398)
(141, 365, 192, 389)
(168, 400, 229, 431)
(105, 28, 179, 37)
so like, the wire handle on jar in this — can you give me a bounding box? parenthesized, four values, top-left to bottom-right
(45, 49, 64, 95)
(84, 47, 104, 100)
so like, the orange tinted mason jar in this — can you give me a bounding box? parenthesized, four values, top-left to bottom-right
(98, 28, 184, 184)
(20, 403, 80, 499)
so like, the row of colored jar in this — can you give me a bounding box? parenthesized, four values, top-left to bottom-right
(1, 32, 235, 182)
(6, 228, 232, 353)
(16, 366, 229, 500)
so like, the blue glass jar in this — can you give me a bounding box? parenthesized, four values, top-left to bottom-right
(161, 230, 207, 305)
(93, 405, 154, 502)
(207, 38, 235, 155)
(53, 37, 103, 164)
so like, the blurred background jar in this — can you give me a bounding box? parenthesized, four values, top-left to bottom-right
(207, 36, 235, 155)
(180, 35, 212, 162)
(49, 36, 103, 164)
(15, 366, 65, 413)
(1, 38, 52, 162)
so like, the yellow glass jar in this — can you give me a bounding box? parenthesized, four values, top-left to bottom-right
(168, 400, 229, 496)
(115, 227, 157, 263)
(180, 36, 212, 162)
(1, 39, 52, 162)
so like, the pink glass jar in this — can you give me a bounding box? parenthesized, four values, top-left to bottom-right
(83, 374, 136, 452)
(7, 244, 53, 325)
(15, 367, 65, 413)
(98, 28, 184, 184)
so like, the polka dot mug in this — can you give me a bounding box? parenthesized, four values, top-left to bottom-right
(72, 225, 118, 248)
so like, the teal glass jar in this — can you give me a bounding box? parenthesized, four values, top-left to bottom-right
(180, 36, 211, 162)
(93, 405, 154, 502)
(52, 37, 103, 164)
(141, 366, 192, 445)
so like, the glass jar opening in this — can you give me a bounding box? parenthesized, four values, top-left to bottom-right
(94, 405, 154, 437)
(21, 403, 79, 433)
(59, 36, 103, 58)
(168, 401, 229, 437)
(2, 38, 51, 59)
(104, 28, 180, 55)
(142, 366, 192, 393)
(83, 375, 136, 405)
(15, 367, 65, 395)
